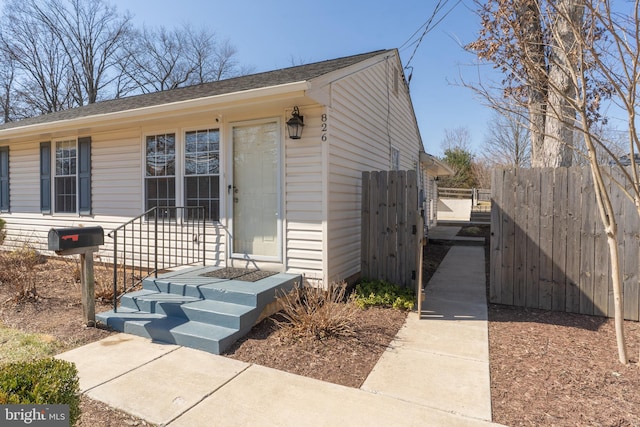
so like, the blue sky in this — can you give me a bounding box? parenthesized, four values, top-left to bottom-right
(115, 0, 497, 156)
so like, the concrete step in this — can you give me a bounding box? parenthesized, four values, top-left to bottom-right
(143, 278, 258, 306)
(470, 211, 491, 224)
(98, 268, 301, 355)
(181, 300, 255, 330)
(120, 290, 202, 317)
(96, 309, 241, 354)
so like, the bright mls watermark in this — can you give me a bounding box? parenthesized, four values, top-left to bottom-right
(1, 405, 69, 426)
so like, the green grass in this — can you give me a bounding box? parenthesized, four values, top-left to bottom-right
(0, 325, 61, 365)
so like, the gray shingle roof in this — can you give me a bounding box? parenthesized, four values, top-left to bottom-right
(0, 49, 391, 131)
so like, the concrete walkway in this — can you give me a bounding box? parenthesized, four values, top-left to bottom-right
(57, 228, 499, 426)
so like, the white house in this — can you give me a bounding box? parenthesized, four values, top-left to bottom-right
(0, 49, 427, 287)
(419, 152, 454, 231)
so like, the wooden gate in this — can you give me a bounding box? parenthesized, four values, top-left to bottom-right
(361, 170, 422, 289)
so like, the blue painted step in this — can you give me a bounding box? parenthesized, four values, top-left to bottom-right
(97, 267, 300, 355)
(101, 309, 241, 355)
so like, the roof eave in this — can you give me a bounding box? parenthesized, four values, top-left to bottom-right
(420, 152, 454, 177)
(0, 81, 310, 139)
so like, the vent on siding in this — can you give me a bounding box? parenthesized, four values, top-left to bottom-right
(393, 67, 399, 96)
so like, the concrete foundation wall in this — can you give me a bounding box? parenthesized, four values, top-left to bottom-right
(437, 198, 471, 221)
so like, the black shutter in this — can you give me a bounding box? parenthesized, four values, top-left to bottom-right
(40, 142, 51, 214)
(78, 136, 91, 215)
(0, 146, 8, 212)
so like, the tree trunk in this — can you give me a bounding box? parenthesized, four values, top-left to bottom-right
(517, 0, 548, 167)
(587, 137, 629, 364)
(542, 0, 584, 167)
(606, 228, 629, 364)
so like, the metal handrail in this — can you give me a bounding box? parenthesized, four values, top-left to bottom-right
(108, 206, 206, 312)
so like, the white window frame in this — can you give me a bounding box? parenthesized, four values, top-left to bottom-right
(142, 127, 223, 223)
(182, 127, 221, 222)
(53, 138, 78, 214)
(143, 131, 177, 213)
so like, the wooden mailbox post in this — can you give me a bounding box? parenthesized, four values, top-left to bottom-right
(48, 227, 104, 326)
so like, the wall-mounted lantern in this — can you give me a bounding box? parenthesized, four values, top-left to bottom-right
(286, 106, 304, 139)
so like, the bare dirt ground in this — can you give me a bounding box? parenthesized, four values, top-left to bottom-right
(1, 231, 639, 426)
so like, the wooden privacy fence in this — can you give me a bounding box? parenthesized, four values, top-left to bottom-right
(491, 166, 640, 321)
(361, 170, 422, 289)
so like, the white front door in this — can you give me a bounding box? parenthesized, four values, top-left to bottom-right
(231, 120, 280, 260)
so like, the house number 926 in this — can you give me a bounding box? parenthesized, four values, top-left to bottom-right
(321, 113, 328, 142)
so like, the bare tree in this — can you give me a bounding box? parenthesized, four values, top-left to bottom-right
(441, 126, 473, 153)
(0, 51, 16, 122)
(0, 0, 132, 114)
(470, 0, 640, 364)
(481, 108, 531, 167)
(31, 0, 134, 104)
(571, 124, 627, 167)
(468, 0, 586, 167)
(0, 1, 73, 114)
(0, 0, 250, 115)
(122, 24, 245, 94)
(472, 158, 493, 189)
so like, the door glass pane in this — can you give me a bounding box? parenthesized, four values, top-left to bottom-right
(232, 122, 278, 257)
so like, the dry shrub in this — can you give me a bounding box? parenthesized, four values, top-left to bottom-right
(66, 252, 156, 302)
(276, 282, 358, 340)
(0, 218, 6, 245)
(66, 255, 124, 301)
(0, 246, 42, 302)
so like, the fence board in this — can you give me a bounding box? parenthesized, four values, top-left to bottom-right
(538, 169, 554, 310)
(565, 168, 582, 313)
(552, 168, 568, 311)
(388, 171, 399, 285)
(513, 169, 528, 306)
(579, 166, 596, 315)
(491, 165, 640, 320)
(623, 168, 640, 321)
(369, 173, 380, 280)
(490, 169, 503, 303)
(500, 169, 516, 305)
(593, 196, 610, 317)
(361, 171, 371, 279)
(397, 172, 407, 288)
(526, 169, 541, 308)
(407, 171, 418, 290)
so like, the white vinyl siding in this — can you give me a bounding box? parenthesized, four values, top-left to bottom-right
(284, 106, 325, 282)
(91, 130, 142, 217)
(325, 57, 422, 283)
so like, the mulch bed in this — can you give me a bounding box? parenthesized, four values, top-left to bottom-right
(489, 304, 640, 426)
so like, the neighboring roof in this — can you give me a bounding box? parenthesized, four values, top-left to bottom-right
(419, 152, 454, 177)
(0, 50, 392, 131)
